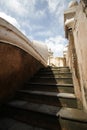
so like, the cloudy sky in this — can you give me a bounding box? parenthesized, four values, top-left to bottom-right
(0, 0, 79, 57)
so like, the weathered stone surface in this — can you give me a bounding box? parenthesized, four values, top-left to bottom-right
(64, 0, 87, 111)
(0, 118, 48, 130)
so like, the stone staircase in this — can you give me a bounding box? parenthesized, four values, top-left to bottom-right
(1, 67, 87, 130)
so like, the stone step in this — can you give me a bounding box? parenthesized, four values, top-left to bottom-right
(2, 101, 87, 130)
(59, 107, 87, 122)
(2, 101, 60, 130)
(40, 67, 70, 71)
(38, 69, 70, 74)
(16, 90, 77, 108)
(0, 118, 49, 130)
(28, 82, 73, 86)
(37, 71, 72, 75)
(58, 107, 87, 130)
(31, 77, 73, 84)
(1, 66, 86, 130)
(35, 72, 72, 78)
(25, 83, 74, 93)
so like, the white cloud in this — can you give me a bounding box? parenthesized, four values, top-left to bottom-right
(45, 35, 68, 57)
(48, 0, 59, 13)
(35, 9, 46, 19)
(47, 0, 67, 26)
(8, 0, 27, 15)
(35, 30, 53, 37)
(30, 24, 44, 31)
(0, 12, 20, 29)
(55, 3, 66, 25)
(5, 0, 45, 19)
(0, 0, 36, 16)
(47, 0, 66, 14)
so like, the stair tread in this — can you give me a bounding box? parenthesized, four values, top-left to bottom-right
(32, 78, 73, 84)
(58, 107, 87, 122)
(27, 83, 73, 87)
(34, 77, 72, 79)
(6, 100, 87, 122)
(17, 90, 76, 99)
(7, 100, 59, 116)
(25, 83, 74, 93)
(38, 70, 71, 73)
(28, 82, 73, 86)
(39, 70, 71, 72)
(0, 118, 47, 130)
(47, 66, 69, 68)
(40, 67, 70, 70)
(42, 66, 69, 68)
(38, 71, 71, 75)
(35, 75, 72, 78)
